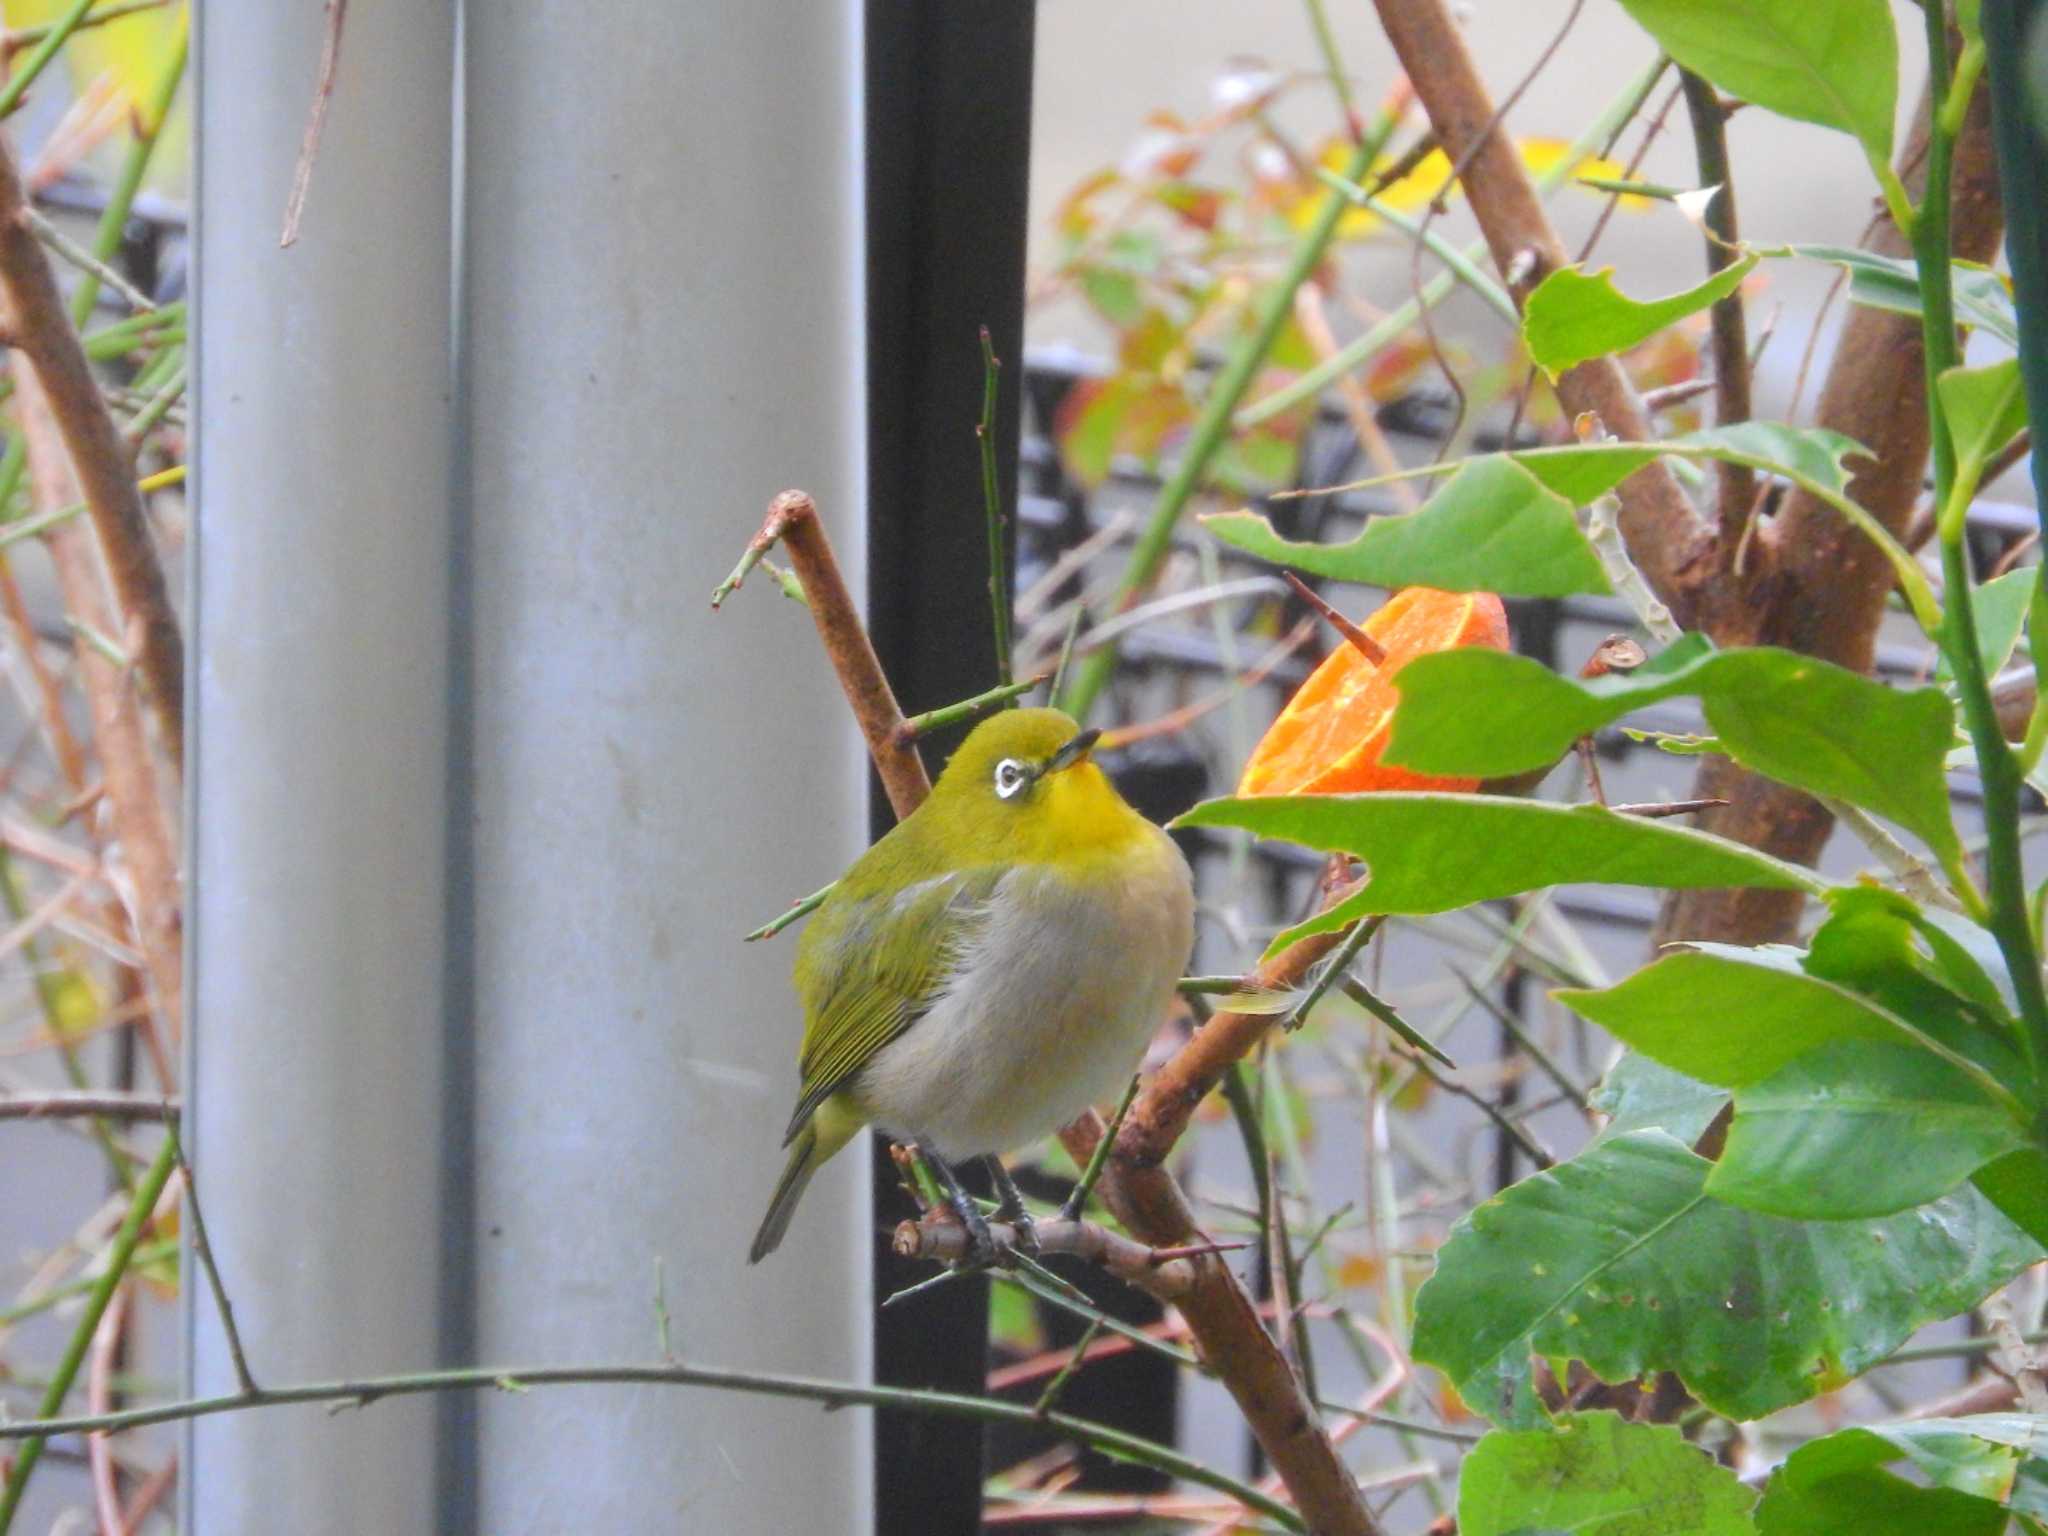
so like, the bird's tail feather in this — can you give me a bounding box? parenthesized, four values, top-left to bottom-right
(748, 1096, 860, 1263)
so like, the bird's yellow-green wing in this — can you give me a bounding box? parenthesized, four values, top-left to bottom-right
(782, 869, 999, 1142)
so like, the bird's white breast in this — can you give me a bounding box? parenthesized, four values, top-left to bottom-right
(853, 832, 1194, 1161)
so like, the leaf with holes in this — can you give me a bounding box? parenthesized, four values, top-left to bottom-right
(1199, 455, 1610, 598)
(1410, 1131, 2043, 1428)
(1524, 255, 1759, 379)
(1460, 1413, 1759, 1536)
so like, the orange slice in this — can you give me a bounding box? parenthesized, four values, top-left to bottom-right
(1237, 587, 1509, 796)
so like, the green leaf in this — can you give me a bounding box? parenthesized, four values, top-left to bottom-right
(1974, 1147, 2048, 1249)
(1560, 949, 2018, 1114)
(1388, 643, 1963, 863)
(1940, 567, 2037, 685)
(1710, 1039, 2030, 1218)
(1173, 793, 1820, 944)
(1410, 1131, 2043, 1428)
(1614, 0, 1897, 167)
(1940, 358, 2031, 472)
(1524, 254, 1759, 379)
(1513, 422, 1871, 507)
(1081, 266, 1144, 327)
(1199, 455, 1611, 598)
(1761, 1415, 2048, 1535)
(1590, 1051, 1729, 1147)
(1460, 1413, 1759, 1536)
(1783, 246, 2020, 347)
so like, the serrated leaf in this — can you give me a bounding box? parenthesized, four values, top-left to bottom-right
(1460, 1413, 1759, 1536)
(1761, 1415, 2048, 1535)
(1615, 0, 1897, 167)
(1590, 1051, 1729, 1146)
(1388, 642, 1962, 863)
(1524, 255, 1758, 379)
(1940, 358, 2031, 473)
(1411, 1131, 2043, 1428)
(1173, 794, 1820, 945)
(1710, 1039, 2029, 1218)
(1199, 455, 1611, 598)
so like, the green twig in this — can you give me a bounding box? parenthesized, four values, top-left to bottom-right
(1057, 108, 1401, 721)
(1451, 968, 1589, 1110)
(0, 0, 97, 119)
(1917, 5, 2048, 1100)
(893, 676, 1041, 745)
(1059, 1073, 1141, 1223)
(0, 1134, 176, 1532)
(68, 3, 186, 326)
(1284, 915, 1384, 1032)
(1031, 1316, 1104, 1419)
(1313, 171, 1518, 323)
(0, 1352, 1306, 1531)
(742, 881, 833, 942)
(977, 326, 1013, 686)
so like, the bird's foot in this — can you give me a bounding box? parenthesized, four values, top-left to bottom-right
(985, 1155, 1040, 1257)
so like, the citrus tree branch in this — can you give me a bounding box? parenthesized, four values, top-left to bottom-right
(1368, 0, 1714, 617)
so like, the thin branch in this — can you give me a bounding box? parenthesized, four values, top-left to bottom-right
(0, 134, 183, 769)
(279, 0, 348, 248)
(0, 1090, 176, 1123)
(977, 326, 1013, 684)
(170, 1126, 259, 1397)
(14, 362, 180, 1059)
(714, 490, 929, 820)
(0, 1134, 175, 1532)
(1282, 572, 1386, 664)
(890, 1211, 1241, 1298)
(0, 1358, 1305, 1532)
(1678, 70, 1755, 545)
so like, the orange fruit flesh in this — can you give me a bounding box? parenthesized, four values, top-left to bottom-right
(1237, 587, 1509, 797)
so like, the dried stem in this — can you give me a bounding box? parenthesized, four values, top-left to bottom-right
(0, 1090, 177, 1122)
(279, 0, 348, 248)
(0, 134, 183, 771)
(15, 363, 179, 1065)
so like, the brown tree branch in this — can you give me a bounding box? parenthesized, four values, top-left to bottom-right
(15, 362, 180, 1068)
(1656, 62, 2002, 950)
(0, 134, 181, 772)
(718, 492, 1380, 1536)
(890, 1212, 1231, 1299)
(1369, 0, 1714, 617)
(0, 1090, 177, 1122)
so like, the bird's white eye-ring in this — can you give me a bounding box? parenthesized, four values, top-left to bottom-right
(994, 758, 1031, 800)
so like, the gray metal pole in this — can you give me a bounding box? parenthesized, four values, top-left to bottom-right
(192, 1, 871, 1531)
(187, 0, 455, 1530)
(455, 3, 871, 1528)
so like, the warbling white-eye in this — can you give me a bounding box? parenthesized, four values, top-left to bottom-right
(748, 707, 1195, 1264)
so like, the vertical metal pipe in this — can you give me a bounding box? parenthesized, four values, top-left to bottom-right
(188, 0, 455, 1529)
(457, 3, 870, 1530)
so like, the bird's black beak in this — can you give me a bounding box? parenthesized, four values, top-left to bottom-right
(1044, 727, 1102, 775)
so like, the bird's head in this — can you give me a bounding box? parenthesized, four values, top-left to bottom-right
(931, 707, 1136, 860)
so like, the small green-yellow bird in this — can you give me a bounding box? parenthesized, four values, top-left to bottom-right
(749, 707, 1195, 1264)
